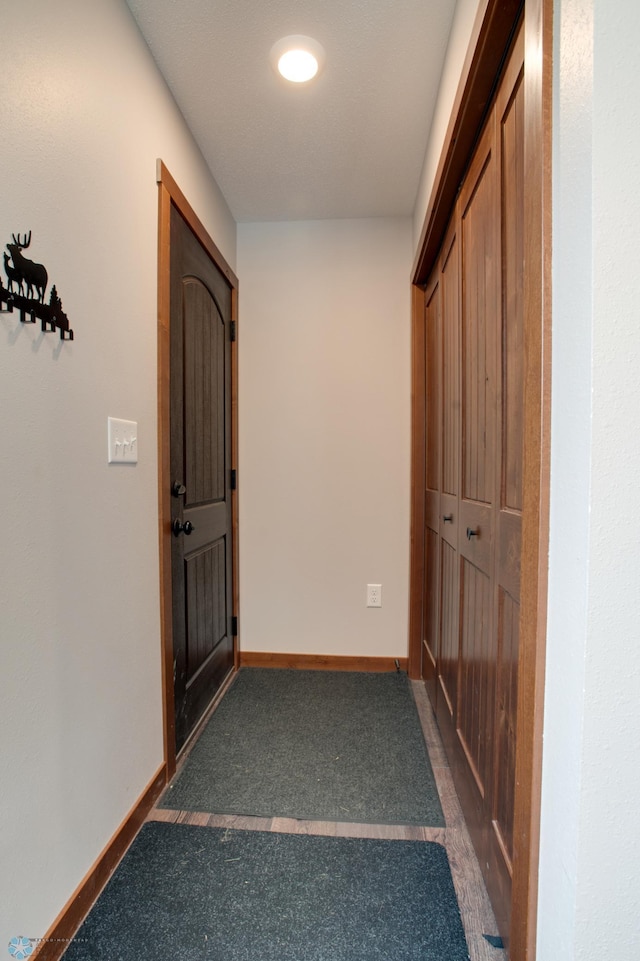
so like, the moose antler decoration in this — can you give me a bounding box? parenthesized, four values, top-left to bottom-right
(0, 230, 74, 340)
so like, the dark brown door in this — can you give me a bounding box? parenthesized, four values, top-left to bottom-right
(170, 204, 234, 752)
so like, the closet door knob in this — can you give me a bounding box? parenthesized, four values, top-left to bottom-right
(466, 527, 479, 539)
(443, 514, 453, 523)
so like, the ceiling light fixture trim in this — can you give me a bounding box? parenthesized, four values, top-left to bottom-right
(270, 35, 325, 83)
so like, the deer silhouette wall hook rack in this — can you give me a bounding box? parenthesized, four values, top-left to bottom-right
(0, 230, 74, 341)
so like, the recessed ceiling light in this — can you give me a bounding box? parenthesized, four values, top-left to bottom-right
(270, 35, 325, 84)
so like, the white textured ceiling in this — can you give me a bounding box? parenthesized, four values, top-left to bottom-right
(125, 0, 457, 222)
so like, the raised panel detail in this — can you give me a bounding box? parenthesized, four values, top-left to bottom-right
(183, 279, 225, 507)
(438, 540, 459, 719)
(441, 233, 459, 497)
(493, 588, 519, 871)
(424, 526, 439, 669)
(425, 281, 441, 493)
(458, 559, 494, 798)
(501, 67, 525, 514)
(185, 538, 226, 683)
(418, 24, 524, 944)
(461, 142, 498, 507)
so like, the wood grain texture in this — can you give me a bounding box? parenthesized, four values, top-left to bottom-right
(494, 589, 519, 869)
(32, 766, 166, 961)
(238, 652, 408, 673)
(441, 225, 460, 499)
(169, 203, 234, 752)
(460, 110, 498, 510)
(157, 180, 177, 779)
(411, 18, 531, 953)
(174, 665, 238, 766)
(184, 540, 226, 680)
(408, 283, 427, 679)
(156, 161, 238, 289)
(510, 0, 553, 957)
(423, 525, 440, 699)
(157, 161, 240, 776)
(459, 560, 494, 798)
(425, 276, 441, 494)
(500, 57, 525, 516)
(423, 269, 441, 697)
(438, 539, 459, 721)
(412, 0, 524, 285)
(493, 29, 525, 891)
(183, 282, 225, 505)
(411, 684, 500, 961)
(231, 286, 240, 670)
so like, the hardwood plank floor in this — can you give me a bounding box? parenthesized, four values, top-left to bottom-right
(147, 677, 500, 960)
(410, 681, 500, 960)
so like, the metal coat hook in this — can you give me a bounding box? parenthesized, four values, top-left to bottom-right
(0, 230, 75, 341)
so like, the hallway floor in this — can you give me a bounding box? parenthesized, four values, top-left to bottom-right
(147, 677, 499, 960)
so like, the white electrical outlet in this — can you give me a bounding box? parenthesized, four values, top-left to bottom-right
(367, 584, 382, 608)
(108, 417, 138, 464)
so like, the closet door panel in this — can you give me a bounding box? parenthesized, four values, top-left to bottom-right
(441, 229, 460, 500)
(418, 23, 524, 943)
(458, 558, 495, 797)
(493, 28, 525, 879)
(423, 275, 441, 696)
(458, 110, 499, 809)
(425, 279, 441, 495)
(460, 142, 498, 514)
(438, 540, 459, 719)
(437, 223, 461, 721)
(494, 588, 519, 869)
(423, 525, 440, 685)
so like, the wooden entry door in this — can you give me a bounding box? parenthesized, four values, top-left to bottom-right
(169, 204, 235, 753)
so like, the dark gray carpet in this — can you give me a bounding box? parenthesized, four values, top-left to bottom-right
(62, 822, 469, 961)
(160, 669, 444, 826)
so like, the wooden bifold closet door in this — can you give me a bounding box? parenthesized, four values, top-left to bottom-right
(421, 24, 524, 942)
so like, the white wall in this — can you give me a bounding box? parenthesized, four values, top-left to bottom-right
(412, 0, 484, 250)
(0, 0, 235, 946)
(237, 218, 412, 659)
(537, 0, 593, 954)
(539, 0, 640, 958)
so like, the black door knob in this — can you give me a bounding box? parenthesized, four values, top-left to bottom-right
(443, 514, 453, 523)
(466, 527, 479, 539)
(172, 519, 195, 537)
(172, 481, 186, 497)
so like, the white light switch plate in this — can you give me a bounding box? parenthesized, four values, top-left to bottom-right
(108, 417, 138, 464)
